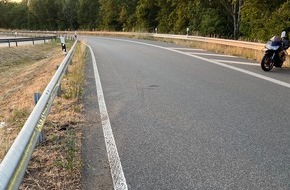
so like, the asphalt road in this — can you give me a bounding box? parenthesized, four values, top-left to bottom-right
(81, 36, 290, 190)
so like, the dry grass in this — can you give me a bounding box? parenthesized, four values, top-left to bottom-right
(0, 40, 85, 189)
(0, 43, 64, 160)
(19, 41, 86, 189)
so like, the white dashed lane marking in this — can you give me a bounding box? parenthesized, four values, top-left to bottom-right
(210, 59, 259, 66)
(171, 48, 259, 66)
(169, 47, 206, 51)
(189, 52, 237, 57)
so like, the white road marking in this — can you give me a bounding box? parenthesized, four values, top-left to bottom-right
(87, 45, 128, 190)
(169, 47, 205, 51)
(189, 52, 237, 57)
(211, 59, 259, 66)
(96, 38, 290, 89)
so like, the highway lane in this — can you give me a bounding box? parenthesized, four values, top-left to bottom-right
(82, 36, 290, 189)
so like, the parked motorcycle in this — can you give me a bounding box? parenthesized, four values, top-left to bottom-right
(261, 31, 289, 71)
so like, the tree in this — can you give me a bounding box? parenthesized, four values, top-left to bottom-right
(156, 0, 174, 33)
(28, 0, 47, 29)
(265, 1, 290, 38)
(78, 0, 99, 30)
(199, 8, 227, 37)
(98, 0, 122, 30)
(240, 0, 286, 41)
(60, 0, 78, 30)
(10, 1, 28, 29)
(218, 0, 243, 39)
(116, 0, 138, 31)
(170, 0, 190, 34)
(135, 0, 159, 32)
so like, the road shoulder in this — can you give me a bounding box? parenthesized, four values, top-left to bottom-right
(81, 50, 113, 189)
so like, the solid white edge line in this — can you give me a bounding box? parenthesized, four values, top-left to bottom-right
(87, 44, 128, 190)
(94, 37, 290, 89)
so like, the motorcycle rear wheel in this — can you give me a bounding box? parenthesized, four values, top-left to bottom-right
(261, 54, 274, 71)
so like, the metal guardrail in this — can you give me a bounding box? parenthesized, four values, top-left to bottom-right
(0, 36, 57, 47)
(153, 34, 265, 49)
(0, 40, 78, 190)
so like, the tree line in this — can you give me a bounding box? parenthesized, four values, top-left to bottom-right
(0, 0, 289, 41)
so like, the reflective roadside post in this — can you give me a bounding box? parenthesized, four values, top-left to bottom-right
(60, 35, 66, 54)
(186, 28, 189, 37)
(155, 28, 158, 34)
(14, 31, 18, 47)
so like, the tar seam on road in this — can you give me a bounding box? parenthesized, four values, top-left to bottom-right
(87, 45, 128, 190)
(94, 37, 290, 90)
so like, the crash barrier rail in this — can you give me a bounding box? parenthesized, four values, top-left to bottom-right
(0, 31, 76, 41)
(80, 31, 269, 51)
(0, 40, 78, 190)
(153, 34, 265, 50)
(0, 36, 57, 47)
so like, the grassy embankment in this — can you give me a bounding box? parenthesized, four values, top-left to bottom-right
(0, 39, 86, 189)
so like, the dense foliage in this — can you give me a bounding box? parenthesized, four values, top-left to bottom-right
(0, 0, 289, 41)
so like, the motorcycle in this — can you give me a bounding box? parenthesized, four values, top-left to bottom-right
(261, 31, 289, 71)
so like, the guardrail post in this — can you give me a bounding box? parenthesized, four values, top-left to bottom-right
(57, 84, 62, 97)
(33, 93, 45, 144)
(56, 66, 63, 97)
(8, 40, 10, 47)
(33, 38, 35, 45)
(16, 41, 18, 47)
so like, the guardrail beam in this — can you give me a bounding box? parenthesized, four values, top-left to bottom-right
(0, 36, 57, 47)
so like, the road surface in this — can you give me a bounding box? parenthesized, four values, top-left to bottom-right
(81, 36, 290, 190)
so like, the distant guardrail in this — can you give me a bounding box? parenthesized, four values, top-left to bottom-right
(76, 31, 290, 54)
(0, 36, 56, 47)
(0, 40, 78, 190)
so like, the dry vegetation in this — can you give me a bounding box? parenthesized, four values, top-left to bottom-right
(0, 43, 63, 160)
(0, 40, 85, 189)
